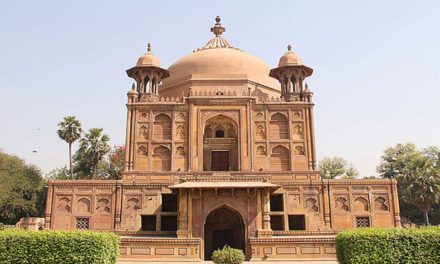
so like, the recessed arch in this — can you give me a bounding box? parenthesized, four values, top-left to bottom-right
(204, 205, 245, 260)
(203, 115, 239, 171)
(153, 113, 171, 140)
(152, 145, 171, 171)
(270, 113, 288, 139)
(271, 145, 290, 171)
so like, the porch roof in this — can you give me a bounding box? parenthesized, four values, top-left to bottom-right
(169, 181, 279, 189)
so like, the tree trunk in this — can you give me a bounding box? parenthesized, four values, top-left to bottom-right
(69, 143, 73, 179)
(424, 211, 430, 226)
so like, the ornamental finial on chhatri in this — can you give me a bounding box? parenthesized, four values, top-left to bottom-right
(147, 43, 152, 53)
(287, 44, 292, 52)
(211, 16, 226, 37)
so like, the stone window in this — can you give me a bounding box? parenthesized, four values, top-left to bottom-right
(162, 194, 177, 212)
(141, 215, 156, 231)
(270, 215, 284, 230)
(161, 216, 177, 231)
(76, 218, 89, 230)
(288, 215, 305, 230)
(270, 194, 284, 212)
(215, 130, 225, 138)
(356, 216, 370, 228)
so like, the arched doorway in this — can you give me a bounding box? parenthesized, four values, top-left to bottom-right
(204, 206, 245, 260)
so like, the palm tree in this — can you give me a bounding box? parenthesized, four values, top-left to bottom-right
(77, 128, 110, 179)
(57, 116, 82, 179)
(399, 156, 440, 225)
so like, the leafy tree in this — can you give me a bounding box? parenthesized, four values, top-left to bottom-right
(377, 143, 419, 179)
(106, 145, 125, 180)
(0, 151, 45, 224)
(318, 156, 359, 179)
(57, 116, 82, 179)
(46, 166, 70, 180)
(74, 128, 110, 179)
(398, 155, 440, 225)
(377, 143, 440, 225)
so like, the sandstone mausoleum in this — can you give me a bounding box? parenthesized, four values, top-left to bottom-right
(45, 17, 401, 261)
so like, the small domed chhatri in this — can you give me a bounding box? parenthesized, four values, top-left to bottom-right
(279, 44, 304, 67)
(136, 43, 161, 67)
(45, 16, 401, 263)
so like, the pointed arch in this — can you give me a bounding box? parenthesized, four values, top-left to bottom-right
(152, 145, 171, 171)
(271, 145, 290, 171)
(270, 113, 288, 139)
(153, 113, 171, 140)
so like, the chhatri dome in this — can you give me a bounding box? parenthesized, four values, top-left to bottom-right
(136, 43, 160, 67)
(161, 16, 281, 90)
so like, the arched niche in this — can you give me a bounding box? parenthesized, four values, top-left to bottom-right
(153, 113, 171, 140)
(270, 145, 290, 171)
(269, 113, 288, 139)
(203, 115, 238, 171)
(354, 197, 369, 212)
(152, 145, 171, 171)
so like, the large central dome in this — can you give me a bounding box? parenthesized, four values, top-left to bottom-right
(160, 16, 278, 92)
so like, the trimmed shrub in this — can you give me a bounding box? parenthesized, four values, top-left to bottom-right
(336, 227, 440, 264)
(0, 229, 119, 264)
(212, 245, 245, 264)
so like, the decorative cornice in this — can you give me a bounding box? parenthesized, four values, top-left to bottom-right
(250, 236, 336, 243)
(120, 237, 201, 244)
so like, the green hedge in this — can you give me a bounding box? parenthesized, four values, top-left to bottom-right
(212, 245, 245, 264)
(336, 227, 440, 264)
(0, 229, 119, 264)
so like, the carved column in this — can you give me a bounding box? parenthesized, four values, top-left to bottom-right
(44, 183, 54, 229)
(177, 189, 190, 238)
(390, 179, 401, 227)
(260, 188, 272, 237)
(114, 181, 122, 228)
(322, 180, 331, 229)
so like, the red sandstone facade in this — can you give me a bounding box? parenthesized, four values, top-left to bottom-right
(45, 17, 400, 261)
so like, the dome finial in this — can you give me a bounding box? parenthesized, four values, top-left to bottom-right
(287, 44, 292, 52)
(211, 16, 226, 37)
(147, 43, 152, 53)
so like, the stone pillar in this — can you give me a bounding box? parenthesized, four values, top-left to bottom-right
(258, 188, 272, 237)
(177, 189, 191, 238)
(44, 183, 54, 229)
(114, 182, 122, 228)
(390, 179, 402, 227)
(322, 180, 331, 229)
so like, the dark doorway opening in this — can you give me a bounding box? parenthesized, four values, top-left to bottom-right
(204, 207, 245, 260)
(211, 151, 229, 171)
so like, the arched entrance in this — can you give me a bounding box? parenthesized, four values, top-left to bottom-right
(204, 206, 245, 260)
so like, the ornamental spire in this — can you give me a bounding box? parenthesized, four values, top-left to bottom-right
(147, 43, 152, 53)
(211, 16, 225, 37)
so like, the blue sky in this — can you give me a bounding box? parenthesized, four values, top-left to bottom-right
(0, 1, 439, 176)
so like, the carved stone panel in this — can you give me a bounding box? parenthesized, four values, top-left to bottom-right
(56, 196, 72, 213)
(304, 196, 319, 212)
(334, 196, 349, 212)
(176, 123, 185, 140)
(96, 197, 111, 214)
(255, 124, 266, 140)
(138, 124, 149, 140)
(374, 196, 389, 212)
(293, 144, 305, 155)
(292, 122, 304, 140)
